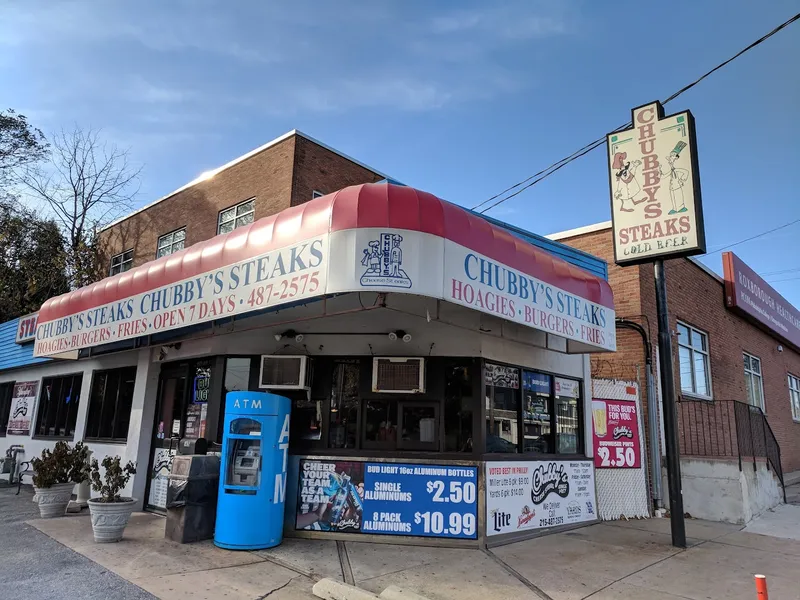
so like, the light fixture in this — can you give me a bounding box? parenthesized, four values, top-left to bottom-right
(389, 330, 411, 343)
(275, 329, 304, 343)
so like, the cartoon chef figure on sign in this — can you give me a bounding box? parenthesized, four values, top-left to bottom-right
(612, 152, 642, 213)
(661, 141, 690, 214)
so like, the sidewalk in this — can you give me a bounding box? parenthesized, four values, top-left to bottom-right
(20, 489, 800, 600)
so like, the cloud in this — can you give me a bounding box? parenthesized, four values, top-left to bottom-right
(430, 6, 569, 40)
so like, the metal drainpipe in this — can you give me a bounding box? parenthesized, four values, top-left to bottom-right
(616, 318, 663, 510)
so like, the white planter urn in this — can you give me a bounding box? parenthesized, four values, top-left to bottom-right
(33, 482, 75, 518)
(88, 498, 136, 543)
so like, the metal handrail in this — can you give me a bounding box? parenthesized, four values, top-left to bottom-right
(676, 398, 785, 502)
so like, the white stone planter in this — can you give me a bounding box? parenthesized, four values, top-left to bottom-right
(88, 498, 136, 543)
(33, 482, 75, 518)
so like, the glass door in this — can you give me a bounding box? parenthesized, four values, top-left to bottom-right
(145, 366, 189, 512)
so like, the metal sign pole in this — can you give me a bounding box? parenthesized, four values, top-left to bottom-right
(654, 259, 686, 548)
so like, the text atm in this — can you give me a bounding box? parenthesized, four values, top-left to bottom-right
(214, 392, 291, 550)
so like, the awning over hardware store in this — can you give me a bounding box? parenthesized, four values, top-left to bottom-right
(35, 183, 615, 357)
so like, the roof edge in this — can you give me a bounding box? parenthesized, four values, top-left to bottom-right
(100, 130, 392, 233)
(546, 221, 613, 241)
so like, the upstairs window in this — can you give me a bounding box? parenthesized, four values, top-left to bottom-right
(156, 228, 186, 258)
(218, 199, 255, 234)
(789, 374, 800, 422)
(110, 249, 133, 276)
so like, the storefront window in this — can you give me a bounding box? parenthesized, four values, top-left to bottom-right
(523, 371, 552, 453)
(399, 403, 438, 450)
(444, 362, 473, 452)
(363, 399, 398, 447)
(85, 366, 137, 442)
(329, 361, 360, 449)
(485, 363, 520, 453)
(219, 357, 252, 443)
(291, 392, 323, 442)
(35, 374, 83, 438)
(0, 382, 14, 436)
(555, 377, 582, 454)
(185, 362, 211, 440)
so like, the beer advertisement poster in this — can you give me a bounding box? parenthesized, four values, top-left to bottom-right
(607, 101, 705, 265)
(296, 460, 365, 532)
(485, 461, 596, 537)
(296, 460, 478, 539)
(592, 399, 641, 469)
(7, 381, 38, 436)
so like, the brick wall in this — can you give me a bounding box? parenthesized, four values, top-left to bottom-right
(290, 135, 384, 206)
(99, 133, 384, 273)
(560, 226, 800, 475)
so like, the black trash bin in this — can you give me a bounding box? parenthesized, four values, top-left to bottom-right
(165, 454, 220, 543)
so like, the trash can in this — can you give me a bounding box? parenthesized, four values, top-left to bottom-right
(165, 454, 220, 543)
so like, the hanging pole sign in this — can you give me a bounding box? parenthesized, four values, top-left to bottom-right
(607, 101, 705, 266)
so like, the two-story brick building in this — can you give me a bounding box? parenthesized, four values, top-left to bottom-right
(2, 131, 624, 546)
(550, 221, 800, 523)
(99, 130, 387, 274)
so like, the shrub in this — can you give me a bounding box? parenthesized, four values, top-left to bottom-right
(31, 441, 91, 488)
(89, 456, 136, 503)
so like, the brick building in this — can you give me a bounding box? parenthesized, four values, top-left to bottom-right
(99, 130, 386, 272)
(549, 221, 800, 480)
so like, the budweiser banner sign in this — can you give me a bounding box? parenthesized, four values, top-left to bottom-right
(607, 101, 705, 265)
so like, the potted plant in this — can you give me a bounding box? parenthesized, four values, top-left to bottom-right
(30, 441, 90, 518)
(87, 456, 137, 543)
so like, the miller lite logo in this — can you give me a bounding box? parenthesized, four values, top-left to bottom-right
(490, 509, 512, 532)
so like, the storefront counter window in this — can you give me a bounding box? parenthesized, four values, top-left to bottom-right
(523, 371, 552, 453)
(35, 374, 83, 439)
(485, 364, 520, 453)
(363, 399, 398, 448)
(329, 361, 359, 449)
(444, 361, 474, 453)
(85, 366, 137, 442)
(555, 377, 582, 454)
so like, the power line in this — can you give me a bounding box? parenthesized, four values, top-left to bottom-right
(702, 217, 800, 256)
(473, 12, 800, 214)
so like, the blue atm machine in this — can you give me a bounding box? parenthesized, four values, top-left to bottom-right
(214, 392, 291, 550)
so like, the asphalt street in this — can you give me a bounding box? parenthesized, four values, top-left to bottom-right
(0, 483, 155, 600)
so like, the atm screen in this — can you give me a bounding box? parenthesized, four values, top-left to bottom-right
(240, 458, 254, 467)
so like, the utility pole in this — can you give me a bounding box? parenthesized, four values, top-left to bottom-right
(654, 260, 686, 547)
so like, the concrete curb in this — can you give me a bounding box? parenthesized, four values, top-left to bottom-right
(312, 578, 379, 600)
(380, 584, 433, 600)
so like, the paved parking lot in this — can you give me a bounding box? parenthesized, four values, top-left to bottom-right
(0, 484, 154, 600)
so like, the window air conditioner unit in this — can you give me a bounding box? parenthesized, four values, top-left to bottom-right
(259, 355, 313, 390)
(372, 357, 425, 393)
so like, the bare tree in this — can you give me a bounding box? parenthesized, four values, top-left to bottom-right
(19, 127, 141, 288)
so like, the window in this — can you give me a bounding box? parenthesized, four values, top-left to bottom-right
(156, 228, 186, 258)
(789, 375, 800, 422)
(444, 361, 473, 452)
(554, 377, 582, 454)
(35, 374, 83, 438)
(677, 322, 711, 398)
(312, 190, 325, 199)
(399, 402, 438, 450)
(744, 353, 764, 410)
(218, 199, 255, 234)
(84, 367, 137, 441)
(329, 361, 360, 449)
(0, 382, 14, 436)
(363, 399, 398, 448)
(484, 363, 520, 454)
(109, 249, 133, 276)
(523, 372, 553, 453)
(219, 357, 252, 444)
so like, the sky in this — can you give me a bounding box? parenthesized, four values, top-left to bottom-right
(2, 1, 799, 301)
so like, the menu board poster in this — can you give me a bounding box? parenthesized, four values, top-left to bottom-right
(7, 381, 39, 435)
(485, 364, 519, 389)
(296, 460, 478, 539)
(485, 460, 596, 536)
(592, 399, 641, 469)
(148, 447, 176, 510)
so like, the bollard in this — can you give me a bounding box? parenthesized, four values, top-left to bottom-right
(754, 574, 768, 600)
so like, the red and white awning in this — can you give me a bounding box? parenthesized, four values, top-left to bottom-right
(35, 184, 615, 357)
